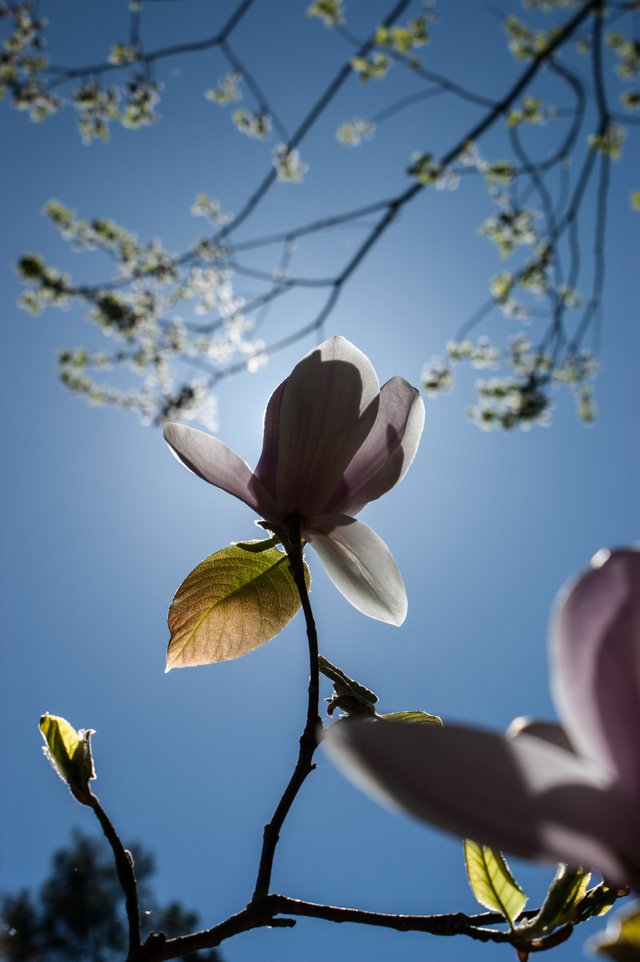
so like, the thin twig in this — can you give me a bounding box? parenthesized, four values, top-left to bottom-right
(46, 0, 256, 78)
(214, 0, 414, 244)
(88, 791, 142, 960)
(251, 518, 322, 900)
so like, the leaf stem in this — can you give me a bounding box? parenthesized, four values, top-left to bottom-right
(251, 519, 321, 901)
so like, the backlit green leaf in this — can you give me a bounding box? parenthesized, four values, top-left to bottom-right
(39, 714, 95, 804)
(576, 882, 623, 923)
(378, 710, 443, 725)
(522, 864, 590, 936)
(464, 839, 526, 926)
(167, 542, 310, 669)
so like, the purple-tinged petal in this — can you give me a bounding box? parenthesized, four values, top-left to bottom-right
(253, 378, 287, 502)
(163, 423, 278, 519)
(551, 548, 640, 802)
(325, 377, 425, 516)
(305, 514, 407, 625)
(274, 337, 380, 518)
(325, 719, 640, 889)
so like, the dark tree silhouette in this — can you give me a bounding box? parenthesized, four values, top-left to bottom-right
(1, 832, 221, 962)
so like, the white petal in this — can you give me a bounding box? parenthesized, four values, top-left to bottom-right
(305, 514, 407, 625)
(551, 548, 640, 800)
(326, 377, 425, 516)
(275, 337, 380, 517)
(163, 423, 278, 519)
(325, 719, 640, 889)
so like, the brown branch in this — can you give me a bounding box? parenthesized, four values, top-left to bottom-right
(140, 892, 565, 960)
(267, 895, 521, 941)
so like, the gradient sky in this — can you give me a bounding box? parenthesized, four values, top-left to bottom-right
(2, 2, 639, 961)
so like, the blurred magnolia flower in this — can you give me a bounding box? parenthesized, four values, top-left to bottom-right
(325, 548, 640, 888)
(164, 336, 424, 625)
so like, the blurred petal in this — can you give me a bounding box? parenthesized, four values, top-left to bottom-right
(275, 337, 380, 517)
(305, 514, 407, 625)
(507, 717, 578, 755)
(163, 423, 278, 519)
(326, 377, 425, 516)
(551, 549, 640, 800)
(325, 719, 640, 889)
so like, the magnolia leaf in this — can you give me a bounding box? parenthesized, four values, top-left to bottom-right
(167, 543, 310, 669)
(522, 864, 591, 936)
(464, 839, 526, 927)
(593, 905, 640, 961)
(39, 714, 95, 804)
(378, 710, 443, 725)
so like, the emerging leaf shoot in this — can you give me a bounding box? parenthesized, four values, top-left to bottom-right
(319, 654, 378, 717)
(39, 714, 96, 805)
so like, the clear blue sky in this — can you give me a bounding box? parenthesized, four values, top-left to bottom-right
(2, 1, 638, 960)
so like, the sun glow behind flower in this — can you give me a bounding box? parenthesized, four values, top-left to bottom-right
(164, 336, 425, 626)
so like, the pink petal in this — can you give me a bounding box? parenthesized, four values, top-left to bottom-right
(325, 719, 640, 889)
(551, 549, 640, 802)
(305, 514, 407, 625)
(163, 423, 278, 519)
(274, 337, 380, 518)
(325, 377, 425, 516)
(253, 378, 287, 503)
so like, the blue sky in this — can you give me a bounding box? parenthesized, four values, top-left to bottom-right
(2, 1, 639, 960)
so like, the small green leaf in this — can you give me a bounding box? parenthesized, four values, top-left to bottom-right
(318, 654, 378, 706)
(576, 882, 624, 923)
(167, 543, 310, 669)
(235, 536, 278, 552)
(39, 714, 95, 804)
(593, 905, 640, 961)
(378, 710, 443, 725)
(464, 839, 526, 927)
(522, 864, 591, 935)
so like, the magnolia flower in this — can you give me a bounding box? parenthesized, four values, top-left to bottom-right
(325, 549, 640, 889)
(164, 336, 424, 625)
